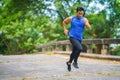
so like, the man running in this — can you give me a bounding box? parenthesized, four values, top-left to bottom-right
(62, 7, 91, 71)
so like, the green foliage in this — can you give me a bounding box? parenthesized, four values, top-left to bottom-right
(84, 13, 106, 38)
(0, 13, 59, 54)
(97, 0, 120, 38)
(111, 46, 120, 56)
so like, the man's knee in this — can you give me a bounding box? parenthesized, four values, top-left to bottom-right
(77, 47, 82, 52)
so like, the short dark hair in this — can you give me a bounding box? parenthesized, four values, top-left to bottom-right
(76, 7, 85, 16)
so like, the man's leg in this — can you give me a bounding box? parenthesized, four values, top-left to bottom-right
(66, 46, 77, 71)
(74, 51, 81, 63)
(73, 51, 81, 68)
(66, 37, 82, 71)
(69, 46, 78, 63)
(70, 37, 82, 62)
(74, 43, 82, 63)
(69, 37, 82, 68)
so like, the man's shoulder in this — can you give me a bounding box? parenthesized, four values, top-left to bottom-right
(83, 17, 88, 21)
(83, 17, 88, 20)
(69, 15, 75, 18)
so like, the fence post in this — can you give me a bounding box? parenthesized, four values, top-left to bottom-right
(59, 45, 63, 51)
(101, 44, 109, 55)
(47, 46, 51, 51)
(66, 44, 71, 51)
(87, 44, 92, 53)
(42, 47, 46, 52)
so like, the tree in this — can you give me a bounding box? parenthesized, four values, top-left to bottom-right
(0, 0, 51, 54)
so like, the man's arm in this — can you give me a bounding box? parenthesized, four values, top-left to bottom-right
(62, 16, 72, 35)
(84, 18, 91, 30)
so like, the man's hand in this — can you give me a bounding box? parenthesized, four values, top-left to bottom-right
(64, 29, 68, 36)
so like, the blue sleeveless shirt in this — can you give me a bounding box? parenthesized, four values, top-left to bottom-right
(69, 16, 85, 41)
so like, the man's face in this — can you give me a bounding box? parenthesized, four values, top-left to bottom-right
(76, 10, 84, 18)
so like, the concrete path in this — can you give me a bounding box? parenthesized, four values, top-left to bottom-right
(0, 54, 120, 80)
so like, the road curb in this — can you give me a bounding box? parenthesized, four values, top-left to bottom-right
(53, 51, 120, 61)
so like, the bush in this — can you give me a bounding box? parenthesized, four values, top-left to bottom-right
(110, 46, 120, 56)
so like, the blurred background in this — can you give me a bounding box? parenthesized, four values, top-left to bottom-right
(0, 0, 120, 55)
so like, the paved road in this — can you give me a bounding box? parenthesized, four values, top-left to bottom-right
(0, 54, 120, 80)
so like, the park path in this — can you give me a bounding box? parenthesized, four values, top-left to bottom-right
(0, 53, 120, 80)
